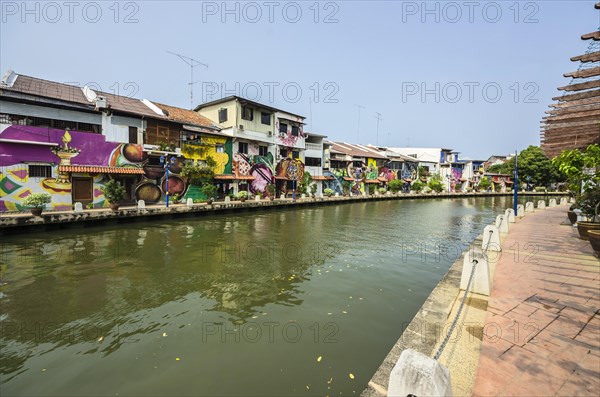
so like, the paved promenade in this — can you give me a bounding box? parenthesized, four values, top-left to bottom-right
(473, 206, 600, 396)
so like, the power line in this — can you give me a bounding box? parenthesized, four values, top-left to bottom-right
(167, 50, 208, 110)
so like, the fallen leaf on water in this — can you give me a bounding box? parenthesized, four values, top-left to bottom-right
(97, 336, 104, 342)
(327, 377, 333, 384)
(162, 332, 168, 337)
(176, 357, 180, 361)
(42, 369, 46, 372)
(306, 385, 310, 390)
(342, 311, 348, 314)
(317, 356, 322, 362)
(349, 373, 355, 380)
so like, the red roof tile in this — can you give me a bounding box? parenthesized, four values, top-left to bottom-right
(59, 165, 145, 174)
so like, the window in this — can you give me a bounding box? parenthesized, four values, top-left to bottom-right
(238, 142, 248, 154)
(291, 125, 300, 136)
(129, 126, 138, 144)
(279, 123, 288, 134)
(218, 108, 228, 123)
(305, 157, 321, 167)
(216, 144, 225, 153)
(242, 107, 253, 121)
(259, 146, 268, 157)
(292, 151, 299, 159)
(279, 148, 288, 158)
(261, 112, 271, 125)
(0, 114, 101, 133)
(28, 165, 52, 178)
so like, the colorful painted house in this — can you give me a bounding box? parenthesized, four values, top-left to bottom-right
(0, 70, 165, 212)
(195, 96, 307, 196)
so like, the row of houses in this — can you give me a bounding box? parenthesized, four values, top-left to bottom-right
(0, 70, 514, 212)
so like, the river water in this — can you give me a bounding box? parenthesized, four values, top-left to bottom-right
(1, 196, 524, 396)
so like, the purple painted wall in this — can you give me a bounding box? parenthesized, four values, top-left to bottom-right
(0, 125, 118, 166)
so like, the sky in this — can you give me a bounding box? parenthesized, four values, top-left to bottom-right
(1, 0, 598, 159)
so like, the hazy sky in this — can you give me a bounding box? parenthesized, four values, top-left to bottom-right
(1, 0, 598, 159)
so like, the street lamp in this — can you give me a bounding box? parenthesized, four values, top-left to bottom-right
(526, 175, 531, 192)
(354, 166, 362, 195)
(160, 154, 176, 208)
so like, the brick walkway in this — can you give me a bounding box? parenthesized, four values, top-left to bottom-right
(472, 206, 600, 396)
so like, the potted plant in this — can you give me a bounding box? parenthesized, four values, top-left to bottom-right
(310, 184, 317, 198)
(389, 179, 402, 194)
(102, 179, 125, 211)
(368, 184, 375, 195)
(428, 175, 444, 193)
(200, 183, 217, 205)
(411, 180, 424, 193)
(266, 184, 276, 201)
(324, 188, 334, 197)
(576, 186, 600, 240)
(237, 191, 249, 202)
(588, 230, 600, 254)
(22, 192, 51, 216)
(171, 193, 182, 204)
(378, 187, 387, 195)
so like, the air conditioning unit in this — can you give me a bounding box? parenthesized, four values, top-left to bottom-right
(268, 131, 273, 136)
(239, 125, 244, 131)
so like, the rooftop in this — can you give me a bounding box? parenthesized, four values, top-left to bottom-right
(194, 95, 305, 119)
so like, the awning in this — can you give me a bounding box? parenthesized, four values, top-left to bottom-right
(403, 178, 413, 183)
(377, 177, 388, 182)
(59, 165, 145, 175)
(459, 177, 467, 182)
(343, 177, 355, 181)
(365, 179, 380, 184)
(312, 176, 333, 181)
(215, 174, 255, 180)
(505, 180, 514, 185)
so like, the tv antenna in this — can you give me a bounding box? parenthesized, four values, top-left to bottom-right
(167, 50, 208, 109)
(353, 104, 365, 142)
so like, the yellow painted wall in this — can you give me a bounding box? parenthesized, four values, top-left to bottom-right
(197, 102, 237, 129)
(182, 136, 230, 175)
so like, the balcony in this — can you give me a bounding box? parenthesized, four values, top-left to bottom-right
(305, 142, 322, 151)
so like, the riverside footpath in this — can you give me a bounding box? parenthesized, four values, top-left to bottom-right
(362, 201, 599, 397)
(472, 205, 600, 396)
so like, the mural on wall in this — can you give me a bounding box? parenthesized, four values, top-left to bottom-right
(450, 166, 464, 192)
(378, 166, 396, 181)
(275, 120, 305, 148)
(399, 162, 418, 180)
(0, 125, 148, 211)
(181, 137, 232, 175)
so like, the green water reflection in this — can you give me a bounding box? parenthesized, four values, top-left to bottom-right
(1, 196, 524, 396)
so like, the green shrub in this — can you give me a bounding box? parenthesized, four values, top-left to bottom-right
(478, 177, 491, 190)
(101, 180, 125, 204)
(22, 192, 51, 208)
(237, 191, 249, 200)
(535, 186, 546, 192)
(324, 188, 334, 197)
(388, 179, 402, 193)
(428, 174, 444, 193)
(378, 187, 387, 194)
(200, 183, 217, 199)
(411, 180, 425, 192)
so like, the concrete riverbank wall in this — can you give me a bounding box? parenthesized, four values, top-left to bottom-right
(0, 192, 566, 236)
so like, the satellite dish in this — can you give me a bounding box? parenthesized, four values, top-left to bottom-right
(82, 85, 97, 102)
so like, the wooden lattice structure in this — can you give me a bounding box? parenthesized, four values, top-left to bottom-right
(540, 3, 600, 158)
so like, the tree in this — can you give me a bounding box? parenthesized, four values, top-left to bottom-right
(478, 176, 491, 190)
(487, 146, 563, 187)
(427, 174, 444, 193)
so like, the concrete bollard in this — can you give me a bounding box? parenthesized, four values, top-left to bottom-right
(525, 202, 534, 212)
(388, 349, 453, 397)
(224, 196, 231, 203)
(186, 198, 193, 206)
(538, 200, 546, 209)
(495, 214, 509, 233)
(504, 208, 515, 223)
(482, 225, 502, 251)
(335, 192, 340, 197)
(517, 204, 525, 217)
(280, 194, 286, 200)
(560, 197, 567, 205)
(137, 200, 145, 209)
(570, 197, 576, 204)
(73, 202, 83, 213)
(301, 194, 306, 199)
(255, 195, 260, 202)
(460, 249, 491, 296)
(548, 198, 556, 207)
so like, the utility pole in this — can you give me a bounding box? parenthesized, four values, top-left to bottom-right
(353, 104, 365, 142)
(374, 112, 383, 146)
(167, 51, 208, 110)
